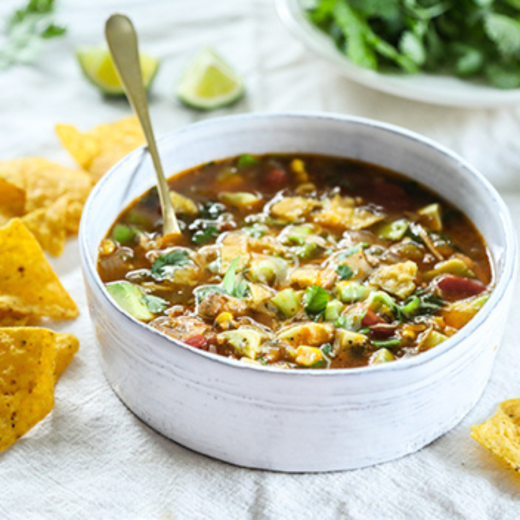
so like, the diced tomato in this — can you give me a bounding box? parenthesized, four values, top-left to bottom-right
(437, 275, 486, 298)
(362, 309, 386, 327)
(263, 169, 288, 189)
(184, 334, 208, 350)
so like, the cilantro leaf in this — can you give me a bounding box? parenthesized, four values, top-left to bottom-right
(304, 285, 330, 320)
(485, 13, 520, 57)
(194, 285, 228, 304)
(1, 0, 66, 70)
(151, 250, 190, 280)
(192, 225, 220, 245)
(308, 0, 520, 89)
(321, 343, 333, 356)
(336, 263, 354, 280)
(141, 295, 168, 314)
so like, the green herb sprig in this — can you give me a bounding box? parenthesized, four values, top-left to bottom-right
(0, 0, 67, 70)
(151, 250, 191, 280)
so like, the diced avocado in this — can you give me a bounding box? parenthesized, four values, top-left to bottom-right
(325, 299, 344, 322)
(106, 281, 154, 321)
(295, 242, 323, 260)
(334, 329, 368, 352)
(294, 346, 325, 367)
(218, 328, 264, 359)
(281, 224, 314, 245)
(425, 258, 475, 280)
(378, 219, 409, 241)
(420, 330, 448, 350)
(219, 192, 261, 208)
(271, 288, 302, 318)
(336, 281, 370, 303)
(370, 348, 396, 364)
(418, 203, 442, 231)
(247, 256, 287, 285)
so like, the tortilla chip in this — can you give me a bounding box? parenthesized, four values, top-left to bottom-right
(0, 178, 26, 226)
(0, 312, 31, 327)
(471, 399, 520, 471)
(64, 199, 85, 235)
(56, 116, 144, 182)
(0, 327, 56, 453)
(0, 158, 91, 234)
(54, 333, 79, 383)
(0, 219, 79, 320)
(21, 196, 68, 257)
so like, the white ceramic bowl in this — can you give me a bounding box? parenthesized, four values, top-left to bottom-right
(80, 113, 517, 472)
(276, 0, 520, 108)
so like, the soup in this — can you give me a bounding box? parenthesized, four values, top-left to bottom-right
(97, 154, 492, 369)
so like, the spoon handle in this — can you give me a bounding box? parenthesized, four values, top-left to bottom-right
(105, 13, 180, 236)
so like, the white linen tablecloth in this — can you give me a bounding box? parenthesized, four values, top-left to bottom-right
(1, 0, 519, 518)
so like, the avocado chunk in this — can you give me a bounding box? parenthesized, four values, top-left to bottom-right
(106, 281, 154, 321)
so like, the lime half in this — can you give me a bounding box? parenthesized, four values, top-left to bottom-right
(76, 46, 160, 96)
(176, 48, 245, 110)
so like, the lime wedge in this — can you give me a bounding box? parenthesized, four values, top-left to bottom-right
(176, 48, 245, 110)
(76, 46, 159, 96)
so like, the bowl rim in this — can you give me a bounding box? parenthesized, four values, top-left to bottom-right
(80, 111, 518, 378)
(275, 0, 520, 108)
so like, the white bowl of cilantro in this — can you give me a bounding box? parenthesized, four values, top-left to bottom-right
(277, 0, 520, 107)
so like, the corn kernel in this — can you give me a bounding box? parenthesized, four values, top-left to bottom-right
(99, 239, 116, 256)
(401, 327, 416, 341)
(215, 312, 233, 330)
(290, 159, 309, 183)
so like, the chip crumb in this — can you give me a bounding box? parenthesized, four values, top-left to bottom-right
(471, 399, 520, 472)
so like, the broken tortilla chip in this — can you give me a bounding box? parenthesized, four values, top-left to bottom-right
(54, 333, 79, 383)
(0, 312, 31, 327)
(0, 219, 79, 320)
(471, 399, 520, 472)
(21, 196, 68, 257)
(0, 327, 56, 453)
(0, 158, 91, 234)
(56, 116, 144, 182)
(0, 178, 26, 227)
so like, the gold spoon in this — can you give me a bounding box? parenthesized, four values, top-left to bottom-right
(105, 13, 180, 237)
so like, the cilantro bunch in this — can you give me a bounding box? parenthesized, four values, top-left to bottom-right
(308, 0, 520, 89)
(0, 0, 66, 70)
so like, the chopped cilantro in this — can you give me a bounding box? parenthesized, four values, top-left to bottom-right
(151, 250, 190, 279)
(192, 225, 220, 245)
(200, 201, 226, 220)
(336, 263, 354, 280)
(304, 285, 330, 320)
(321, 343, 333, 356)
(141, 295, 168, 314)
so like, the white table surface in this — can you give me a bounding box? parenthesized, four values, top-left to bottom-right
(1, 1, 519, 518)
